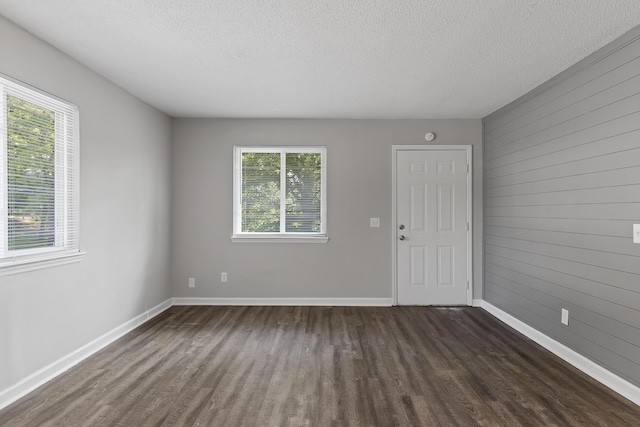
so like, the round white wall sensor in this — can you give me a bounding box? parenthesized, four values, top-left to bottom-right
(424, 132, 436, 142)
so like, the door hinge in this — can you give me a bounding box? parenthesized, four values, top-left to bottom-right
(467, 222, 470, 231)
(466, 164, 470, 173)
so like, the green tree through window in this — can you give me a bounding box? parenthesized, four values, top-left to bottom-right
(241, 152, 281, 232)
(7, 95, 56, 250)
(1, 74, 80, 269)
(285, 152, 321, 232)
(235, 147, 326, 237)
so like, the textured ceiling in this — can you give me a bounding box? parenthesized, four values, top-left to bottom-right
(1, 1, 640, 119)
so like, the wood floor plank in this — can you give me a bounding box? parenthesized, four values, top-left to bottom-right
(2, 306, 639, 426)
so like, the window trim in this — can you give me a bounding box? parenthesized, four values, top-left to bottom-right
(0, 73, 82, 273)
(0, 251, 85, 277)
(232, 145, 328, 243)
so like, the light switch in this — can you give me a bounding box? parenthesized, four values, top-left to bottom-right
(370, 218, 380, 228)
(634, 224, 640, 244)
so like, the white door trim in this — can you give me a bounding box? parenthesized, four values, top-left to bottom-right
(391, 145, 473, 306)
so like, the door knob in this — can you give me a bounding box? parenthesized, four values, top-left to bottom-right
(399, 224, 405, 230)
(399, 235, 405, 241)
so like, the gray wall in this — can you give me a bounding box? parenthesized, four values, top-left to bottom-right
(483, 26, 640, 387)
(171, 119, 482, 300)
(0, 17, 172, 392)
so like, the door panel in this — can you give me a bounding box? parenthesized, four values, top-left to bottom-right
(410, 246, 427, 287)
(397, 149, 469, 305)
(410, 184, 426, 231)
(437, 246, 454, 287)
(437, 184, 454, 231)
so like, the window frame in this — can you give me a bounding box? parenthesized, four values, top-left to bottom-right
(232, 145, 328, 243)
(0, 74, 83, 276)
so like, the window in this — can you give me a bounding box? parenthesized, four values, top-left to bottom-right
(232, 146, 327, 243)
(0, 74, 81, 274)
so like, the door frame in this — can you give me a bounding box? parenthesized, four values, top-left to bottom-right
(391, 145, 473, 306)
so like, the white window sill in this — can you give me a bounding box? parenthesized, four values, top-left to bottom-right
(0, 251, 86, 277)
(231, 235, 329, 243)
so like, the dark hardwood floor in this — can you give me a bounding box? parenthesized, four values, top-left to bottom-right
(1, 306, 639, 426)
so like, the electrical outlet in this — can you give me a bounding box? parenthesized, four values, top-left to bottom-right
(370, 217, 380, 228)
(188, 277, 195, 288)
(221, 272, 228, 283)
(633, 224, 640, 244)
(561, 308, 569, 325)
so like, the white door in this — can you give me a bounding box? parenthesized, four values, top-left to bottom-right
(396, 148, 470, 305)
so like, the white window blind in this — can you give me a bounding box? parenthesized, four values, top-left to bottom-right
(0, 74, 80, 270)
(232, 146, 327, 242)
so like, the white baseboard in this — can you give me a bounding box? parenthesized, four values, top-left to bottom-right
(478, 300, 640, 407)
(0, 298, 173, 411)
(472, 299, 483, 307)
(172, 297, 393, 306)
